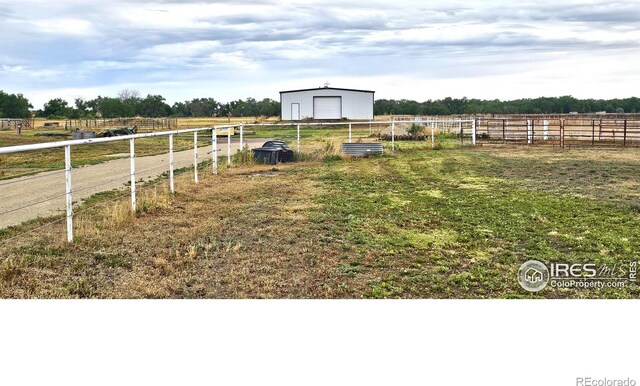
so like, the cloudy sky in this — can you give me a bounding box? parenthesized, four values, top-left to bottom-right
(1, 0, 639, 108)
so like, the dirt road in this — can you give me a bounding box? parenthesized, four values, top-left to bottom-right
(0, 138, 266, 229)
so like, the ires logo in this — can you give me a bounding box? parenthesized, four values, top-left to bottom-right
(518, 260, 638, 292)
(549, 263, 597, 278)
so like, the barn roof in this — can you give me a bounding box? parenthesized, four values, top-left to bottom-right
(279, 87, 375, 94)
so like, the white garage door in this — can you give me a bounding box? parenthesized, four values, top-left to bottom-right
(313, 97, 341, 119)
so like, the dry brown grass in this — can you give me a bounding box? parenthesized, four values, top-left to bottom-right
(177, 116, 280, 128)
(0, 161, 350, 298)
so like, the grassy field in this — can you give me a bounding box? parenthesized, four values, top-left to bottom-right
(1, 143, 638, 298)
(177, 116, 280, 128)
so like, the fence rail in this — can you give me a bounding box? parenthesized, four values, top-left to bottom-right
(0, 118, 31, 133)
(63, 117, 178, 131)
(471, 118, 640, 147)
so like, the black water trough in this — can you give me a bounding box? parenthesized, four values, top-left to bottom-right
(252, 141, 294, 165)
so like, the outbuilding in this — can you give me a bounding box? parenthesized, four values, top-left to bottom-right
(280, 86, 374, 121)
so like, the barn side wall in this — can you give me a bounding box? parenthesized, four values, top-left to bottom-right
(280, 89, 374, 120)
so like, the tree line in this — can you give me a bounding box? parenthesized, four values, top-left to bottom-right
(3, 89, 640, 119)
(374, 96, 640, 116)
(1, 89, 280, 119)
(34, 90, 281, 119)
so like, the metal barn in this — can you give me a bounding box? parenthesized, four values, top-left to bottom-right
(280, 87, 374, 121)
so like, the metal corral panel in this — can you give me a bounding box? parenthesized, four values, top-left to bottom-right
(341, 142, 384, 156)
(280, 87, 374, 120)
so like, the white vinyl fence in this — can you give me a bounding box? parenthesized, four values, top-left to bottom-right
(0, 119, 473, 243)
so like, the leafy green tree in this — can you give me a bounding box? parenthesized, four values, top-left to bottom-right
(188, 98, 220, 117)
(72, 97, 89, 118)
(255, 98, 280, 116)
(136, 94, 171, 117)
(97, 97, 134, 118)
(0, 91, 32, 118)
(171, 101, 189, 117)
(42, 98, 73, 118)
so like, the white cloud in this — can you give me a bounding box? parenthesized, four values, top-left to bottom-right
(0, 0, 638, 109)
(141, 40, 222, 59)
(30, 18, 94, 36)
(208, 51, 259, 70)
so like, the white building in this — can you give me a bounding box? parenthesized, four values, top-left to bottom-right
(280, 87, 375, 121)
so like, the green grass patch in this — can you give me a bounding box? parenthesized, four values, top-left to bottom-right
(312, 147, 640, 298)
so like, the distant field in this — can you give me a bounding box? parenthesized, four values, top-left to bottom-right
(1, 145, 638, 298)
(177, 116, 280, 128)
(18, 117, 281, 131)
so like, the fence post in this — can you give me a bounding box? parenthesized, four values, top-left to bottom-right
(561, 120, 565, 148)
(471, 119, 477, 145)
(194, 131, 199, 183)
(599, 119, 602, 140)
(391, 120, 395, 151)
(64, 145, 73, 243)
(297, 124, 300, 152)
(431, 122, 435, 148)
(130, 138, 136, 211)
(240, 124, 244, 150)
(526, 119, 532, 144)
(592, 120, 595, 146)
(502, 119, 506, 143)
(169, 134, 175, 193)
(212, 128, 218, 175)
(531, 120, 535, 144)
(543, 119, 549, 141)
(348, 123, 352, 143)
(623, 119, 627, 147)
(227, 128, 231, 165)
